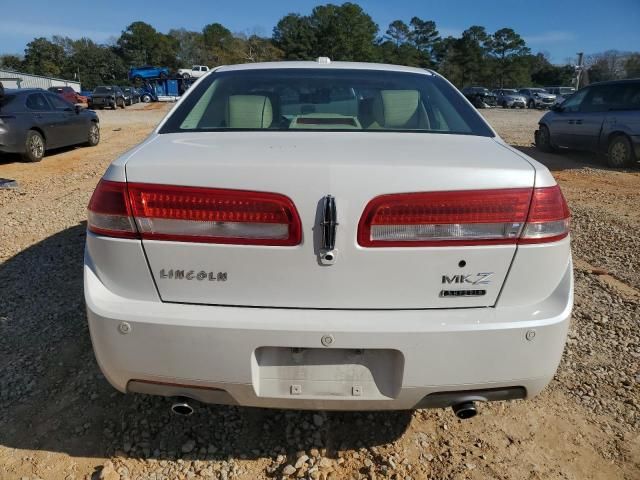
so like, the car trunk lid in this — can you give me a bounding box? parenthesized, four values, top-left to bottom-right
(125, 132, 535, 309)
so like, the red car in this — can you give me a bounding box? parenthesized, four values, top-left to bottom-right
(47, 86, 87, 104)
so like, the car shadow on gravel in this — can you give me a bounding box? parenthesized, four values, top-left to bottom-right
(0, 145, 85, 166)
(0, 224, 412, 463)
(515, 146, 637, 173)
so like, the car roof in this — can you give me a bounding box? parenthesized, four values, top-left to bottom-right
(3, 88, 45, 95)
(215, 60, 434, 76)
(588, 78, 640, 86)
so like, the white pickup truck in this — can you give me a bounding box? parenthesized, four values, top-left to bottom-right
(177, 65, 210, 79)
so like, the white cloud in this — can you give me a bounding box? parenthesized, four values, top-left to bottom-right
(525, 31, 576, 44)
(0, 20, 118, 43)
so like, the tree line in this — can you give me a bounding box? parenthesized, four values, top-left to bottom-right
(1, 2, 638, 90)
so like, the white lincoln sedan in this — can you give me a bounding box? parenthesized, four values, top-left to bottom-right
(85, 60, 572, 418)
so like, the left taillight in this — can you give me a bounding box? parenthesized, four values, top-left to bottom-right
(127, 183, 301, 246)
(87, 180, 139, 238)
(88, 181, 302, 246)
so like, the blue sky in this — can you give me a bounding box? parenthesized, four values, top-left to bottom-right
(1, 0, 638, 63)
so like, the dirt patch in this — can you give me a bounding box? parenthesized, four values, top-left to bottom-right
(0, 105, 638, 480)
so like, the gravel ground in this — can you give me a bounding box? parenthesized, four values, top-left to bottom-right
(0, 105, 638, 480)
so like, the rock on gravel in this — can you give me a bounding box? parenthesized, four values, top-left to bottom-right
(98, 460, 119, 480)
(282, 464, 296, 475)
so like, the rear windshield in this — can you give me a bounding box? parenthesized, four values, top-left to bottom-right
(94, 87, 113, 93)
(160, 68, 494, 136)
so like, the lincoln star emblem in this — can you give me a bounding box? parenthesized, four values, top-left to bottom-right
(321, 195, 338, 250)
(319, 195, 338, 264)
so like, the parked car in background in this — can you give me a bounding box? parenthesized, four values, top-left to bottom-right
(493, 89, 527, 109)
(545, 86, 576, 106)
(89, 86, 126, 110)
(518, 88, 556, 109)
(177, 65, 211, 79)
(129, 66, 170, 83)
(48, 86, 87, 104)
(86, 61, 572, 416)
(80, 90, 93, 102)
(120, 87, 133, 106)
(535, 79, 640, 167)
(0, 88, 99, 162)
(123, 87, 140, 105)
(461, 86, 497, 108)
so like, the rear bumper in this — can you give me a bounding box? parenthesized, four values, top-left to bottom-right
(90, 97, 115, 107)
(85, 249, 573, 410)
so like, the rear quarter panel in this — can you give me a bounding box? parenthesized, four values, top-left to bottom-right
(0, 114, 29, 152)
(601, 110, 640, 152)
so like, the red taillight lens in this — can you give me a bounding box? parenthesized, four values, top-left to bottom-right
(87, 180, 138, 238)
(519, 185, 570, 243)
(88, 181, 302, 245)
(127, 183, 302, 246)
(358, 186, 570, 247)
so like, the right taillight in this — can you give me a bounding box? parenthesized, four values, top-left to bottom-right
(519, 185, 570, 244)
(358, 185, 570, 247)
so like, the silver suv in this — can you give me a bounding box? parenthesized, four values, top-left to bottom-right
(519, 88, 556, 109)
(493, 89, 527, 108)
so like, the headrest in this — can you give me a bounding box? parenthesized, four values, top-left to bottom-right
(227, 95, 273, 129)
(372, 90, 420, 128)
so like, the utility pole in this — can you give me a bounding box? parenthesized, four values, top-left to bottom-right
(575, 52, 584, 88)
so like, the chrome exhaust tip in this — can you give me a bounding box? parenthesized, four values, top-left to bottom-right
(452, 401, 477, 420)
(171, 397, 195, 416)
